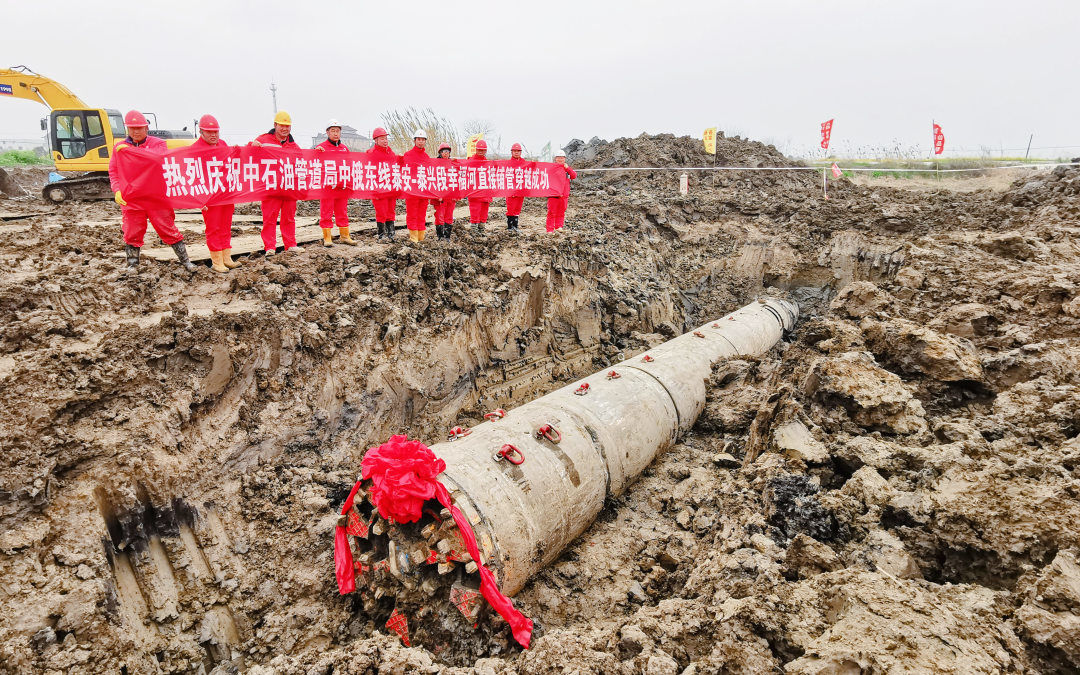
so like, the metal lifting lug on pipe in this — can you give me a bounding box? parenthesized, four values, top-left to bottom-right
(339, 298, 798, 648)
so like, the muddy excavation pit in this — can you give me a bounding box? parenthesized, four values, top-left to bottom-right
(2, 135, 1080, 672)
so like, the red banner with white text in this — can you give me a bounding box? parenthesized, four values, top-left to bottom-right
(113, 145, 569, 211)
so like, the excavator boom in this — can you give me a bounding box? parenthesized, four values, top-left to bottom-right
(0, 66, 88, 109)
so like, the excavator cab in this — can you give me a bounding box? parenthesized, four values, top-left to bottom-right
(34, 108, 124, 202)
(47, 108, 124, 171)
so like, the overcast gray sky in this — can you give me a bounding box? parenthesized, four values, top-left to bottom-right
(3, 0, 1078, 158)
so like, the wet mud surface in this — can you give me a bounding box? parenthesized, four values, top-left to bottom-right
(2, 136, 1079, 672)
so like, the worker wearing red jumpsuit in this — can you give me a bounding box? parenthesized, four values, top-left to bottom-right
(369, 127, 398, 241)
(252, 111, 301, 256)
(192, 114, 237, 273)
(402, 129, 430, 243)
(504, 142, 526, 234)
(432, 143, 456, 241)
(315, 119, 356, 247)
(468, 139, 491, 233)
(109, 109, 194, 274)
(546, 150, 577, 233)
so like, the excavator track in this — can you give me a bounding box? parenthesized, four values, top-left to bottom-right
(41, 172, 112, 203)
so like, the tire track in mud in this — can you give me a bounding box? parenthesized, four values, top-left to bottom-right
(96, 487, 246, 671)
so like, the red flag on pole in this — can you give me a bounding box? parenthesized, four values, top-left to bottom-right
(933, 123, 945, 155)
(831, 163, 842, 178)
(820, 119, 834, 150)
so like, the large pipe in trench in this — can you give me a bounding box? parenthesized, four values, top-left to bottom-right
(343, 298, 798, 646)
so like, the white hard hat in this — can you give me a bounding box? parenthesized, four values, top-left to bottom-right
(413, 128, 428, 139)
(554, 147, 567, 157)
(326, 119, 343, 130)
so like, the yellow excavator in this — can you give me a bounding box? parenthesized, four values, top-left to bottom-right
(1, 65, 193, 202)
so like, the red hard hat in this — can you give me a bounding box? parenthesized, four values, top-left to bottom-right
(475, 139, 488, 151)
(511, 142, 522, 151)
(372, 127, 388, 139)
(438, 143, 451, 152)
(123, 110, 149, 128)
(198, 114, 220, 132)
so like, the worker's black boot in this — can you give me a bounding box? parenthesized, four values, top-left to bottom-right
(170, 242, 197, 273)
(386, 221, 396, 241)
(376, 221, 385, 240)
(445, 223, 453, 240)
(508, 215, 520, 234)
(124, 244, 140, 273)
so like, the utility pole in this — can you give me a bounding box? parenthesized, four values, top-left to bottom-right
(1025, 134, 1034, 160)
(270, 81, 278, 114)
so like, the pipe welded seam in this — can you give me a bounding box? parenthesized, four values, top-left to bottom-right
(622, 363, 684, 431)
(561, 408, 613, 501)
(761, 303, 786, 331)
(717, 333, 741, 356)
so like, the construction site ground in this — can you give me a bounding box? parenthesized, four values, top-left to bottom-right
(2, 134, 1080, 673)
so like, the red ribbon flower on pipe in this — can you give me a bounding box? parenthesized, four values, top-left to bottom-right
(333, 434, 534, 648)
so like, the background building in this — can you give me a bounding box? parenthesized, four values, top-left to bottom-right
(310, 125, 372, 152)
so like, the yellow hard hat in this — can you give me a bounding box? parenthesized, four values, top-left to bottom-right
(274, 110, 292, 126)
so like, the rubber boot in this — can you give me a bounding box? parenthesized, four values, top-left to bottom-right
(170, 241, 197, 272)
(408, 229, 421, 243)
(209, 249, 228, 273)
(445, 223, 453, 240)
(508, 215, 520, 234)
(418, 229, 426, 242)
(322, 228, 334, 247)
(340, 226, 357, 246)
(222, 248, 240, 269)
(376, 221, 385, 240)
(435, 224, 444, 240)
(124, 244, 140, 273)
(386, 221, 396, 241)
(473, 222, 484, 234)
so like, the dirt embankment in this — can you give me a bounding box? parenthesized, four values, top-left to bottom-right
(1, 135, 1079, 673)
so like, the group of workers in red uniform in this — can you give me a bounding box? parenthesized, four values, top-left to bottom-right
(369, 125, 577, 244)
(109, 111, 576, 274)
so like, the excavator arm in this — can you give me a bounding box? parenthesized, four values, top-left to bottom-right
(0, 66, 87, 109)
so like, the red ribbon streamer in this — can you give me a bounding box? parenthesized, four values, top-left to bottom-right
(333, 435, 534, 649)
(333, 478, 366, 596)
